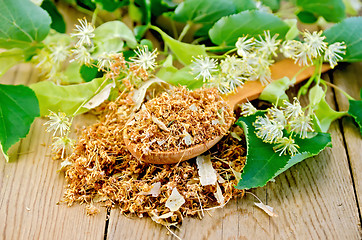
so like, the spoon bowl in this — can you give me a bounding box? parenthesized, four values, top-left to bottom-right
(124, 59, 330, 164)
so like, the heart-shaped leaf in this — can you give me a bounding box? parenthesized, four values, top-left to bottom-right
(0, 0, 51, 49)
(0, 84, 40, 161)
(324, 17, 362, 62)
(209, 10, 289, 46)
(93, 21, 137, 56)
(41, 0, 66, 33)
(235, 112, 331, 189)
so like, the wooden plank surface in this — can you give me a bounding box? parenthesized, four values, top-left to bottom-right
(333, 63, 362, 212)
(0, 65, 107, 240)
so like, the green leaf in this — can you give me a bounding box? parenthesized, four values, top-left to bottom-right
(348, 89, 362, 134)
(0, 84, 40, 161)
(297, 11, 318, 24)
(260, 0, 280, 11)
(209, 10, 290, 46)
(30, 77, 111, 116)
(230, 0, 256, 12)
(171, 0, 236, 25)
(259, 77, 295, 105)
(309, 85, 346, 132)
(296, 0, 345, 23)
(324, 17, 362, 62)
(41, 0, 66, 33)
(235, 112, 331, 189)
(61, 62, 84, 84)
(0, 0, 51, 49)
(80, 64, 103, 82)
(135, 0, 151, 24)
(0, 49, 24, 77)
(93, 0, 127, 12)
(157, 56, 204, 89)
(151, 26, 206, 65)
(93, 21, 137, 56)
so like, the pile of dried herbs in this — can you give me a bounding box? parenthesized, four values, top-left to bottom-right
(125, 86, 235, 155)
(60, 88, 246, 226)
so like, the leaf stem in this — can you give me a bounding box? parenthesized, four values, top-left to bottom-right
(321, 80, 355, 101)
(205, 45, 233, 52)
(178, 22, 192, 41)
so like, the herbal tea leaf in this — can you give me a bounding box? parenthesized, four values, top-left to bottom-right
(171, 0, 236, 25)
(41, 0, 66, 33)
(151, 26, 207, 65)
(259, 77, 295, 105)
(30, 77, 111, 116)
(235, 112, 331, 189)
(296, 0, 345, 23)
(324, 17, 362, 62)
(209, 10, 289, 46)
(309, 85, 346, 132)
(0, 84, 40, 161)
(0, 49, 24, 77)
(348, 89, 362, 134)
(0, 0, 51, 49)
(93, 21, 137, 56)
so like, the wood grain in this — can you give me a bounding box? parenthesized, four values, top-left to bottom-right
(0, 65, 106, 240)
(332, 62, 362, 213)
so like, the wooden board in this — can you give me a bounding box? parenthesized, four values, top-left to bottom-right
(0, 65, 107, 240)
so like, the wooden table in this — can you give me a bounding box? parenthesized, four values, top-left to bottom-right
(0, 60, 361, 239)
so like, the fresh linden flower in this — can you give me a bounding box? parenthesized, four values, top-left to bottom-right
(255, 31, 281, 57)
(236, 36, 255, 57)
(280, 40, 303, 59)
(268, 106, 287, 125)
(71, 46, 93, 66)
(302, 30, 327, 58)
(52, 136, 75, 159)
(71, 18, 95, 47)
(254, 115, 284, 143)
(191, 56, 218, 82)
(273, 136, 300, 156)
(324, 42, 346, 69)
(281, 98, 303, 120)
(220, 55, 244, 75)
(289, 114, 314, 139)
(96, 52, 114, 70)
(240, 102, 257, 116)
(49, 44, 69, 64)
(130, 45, 158, 71)
(207, 76, 231, 94)
(245, 53, 273, 85)
(44, 111, 71, 136)
(294, 43, 313, 66)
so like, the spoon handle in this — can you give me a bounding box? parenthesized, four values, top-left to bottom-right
(224, 58, 330, 109)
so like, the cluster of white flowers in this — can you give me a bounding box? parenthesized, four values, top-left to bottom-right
(44, 111, 74, 159)
(280, 30, 346, 68)
(191, 31, 280, 94)
(191, 30, 346, 95)
(241, 98, 314, 156)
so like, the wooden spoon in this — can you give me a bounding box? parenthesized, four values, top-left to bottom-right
(124, 59, 330, 164)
